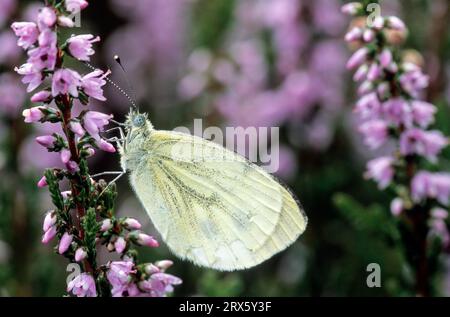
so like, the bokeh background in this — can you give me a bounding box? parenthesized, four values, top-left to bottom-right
(1, 0, 450, 296)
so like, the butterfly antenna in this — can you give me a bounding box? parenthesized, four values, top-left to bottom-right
(83, 61, 138, 111)
(113, 55, 138, 112)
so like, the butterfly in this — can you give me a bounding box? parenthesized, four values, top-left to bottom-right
(104, 109, 307, 271)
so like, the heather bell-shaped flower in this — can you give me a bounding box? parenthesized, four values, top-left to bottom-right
(81, 69, 109, 101)
(411, 172, 450, 205)
(67, 273, 97, 297)
(400, 129, 448, 162)
(23, 106, 44, 123)
(37, 175, 47, 188)
(52, 69, 81, 97)
(15, 63, 43, 92)
(67, 34, 100, 61)
(37, 7, 57, 30)
(365, 156, 395, 189)
(114, 236, 127, 254)
(11, 22, 39, 49)
(358, 120, 388, 150)
(123, 218, 142, 230)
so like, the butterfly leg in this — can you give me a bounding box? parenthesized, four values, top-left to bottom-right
(91, 171, 123, 178)
(98, 171, 126, 197)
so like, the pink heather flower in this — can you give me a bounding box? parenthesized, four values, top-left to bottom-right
(357, 80, 373, 95)
(379, 49, 393, 68)
(67, 273, 97, 297)
(367, 63, 382, 81)
(399, 69, 429, 98)
(43, 211, 57, 232)
(359, 120, 388, 150)
(66, 160, 79, 173)
(60, 149, 71, 164)
(107, 261, 136, 297)
(61, 191, 72, 199)
(124, 218, 142, 230)
(354, 92, 381, 120)
(411, 101, 436, 128)
(97, 138, 116, 153)
(75, 248, 88, 262)
(66, 0, 89, 13)
(390, 198, 404, 216)
(37, 175, 47, 187)
(386, 16, 406, 31)
(411, 172, 450, 205)
(344, 27, 362, 42)
(68, 34, 100, 61)
(155, 260, 173, 271)
(346, 47, 369, 70)
(31, 90, 52, 103)
(27, 45, 58, 71)
(114, 237, 127, 254)
(83, 111, 112, 137)
(81, 69, 109, 101)
(69, 121, 85, 136)
(52, 69, 81, 97)
(363, 29, 375, 42)
(15, 63, 43, 92)
(37, 7, 57, 30)
(42, 226, 56, 244)
(36, 135, 56, 148)
(11, 22, 39, 49)
(373, 16, 385, 30)
(377, 82, 390, 99)
(382, 98, 412, 127)
(429, 219, 450, 247)
(139, 273, 182, 297)
(341, 2, 362, 15)
(100, 219, 113, 232)
(365, 156, 395, 189)
(58, 232, 73, 254)
(400, 129, 448, 161)
(145, 264, 160, 275)
(57, 16, 75, 28)
(353, 64, 368, 82)
(431, 208, 448, 220)
(137, 233, 159, 248)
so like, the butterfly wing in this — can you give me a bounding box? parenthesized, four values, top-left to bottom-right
(129, 130, 307, 271)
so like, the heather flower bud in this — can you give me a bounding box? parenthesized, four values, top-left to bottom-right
(75, 248, 88, 262)
(144, 263, 160, 275)
(60, 149, 71, 164)
(362, 29, 375, 42)
(58, 232, 73, 254)
(114, 236, 127, 254)
(36, 135, 56, 148)
(31, 90, 52, 103)
(341, 2, 362, 15)
(390, 198, 404, 216)
(136, 233, 159, 247)
(101, 219, 113, 232)
(346, 47, 369, 70)
(42, 226, 57, 244)
(123, 218, 142, 230)
(43, 211, 57, 232)
(155, 260, 173, 271)
(37, 175, 48, 188)
(386, 16, 406, 31)
(69, 121, 85, 136)
(23, 106, 44, 123)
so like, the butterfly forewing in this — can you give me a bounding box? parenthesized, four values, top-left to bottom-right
(127, 129, 307, 271)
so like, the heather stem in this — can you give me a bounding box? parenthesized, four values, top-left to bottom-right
(59, 95, 94, 274)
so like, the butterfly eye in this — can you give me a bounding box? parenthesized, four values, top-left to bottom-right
(133, 115, 145, 127)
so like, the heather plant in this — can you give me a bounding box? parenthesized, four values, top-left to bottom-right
(11, 0, 181, 297)
(343, 1, 450, 296)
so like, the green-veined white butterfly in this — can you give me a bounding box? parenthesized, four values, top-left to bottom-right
(109, 109, 307, 271)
